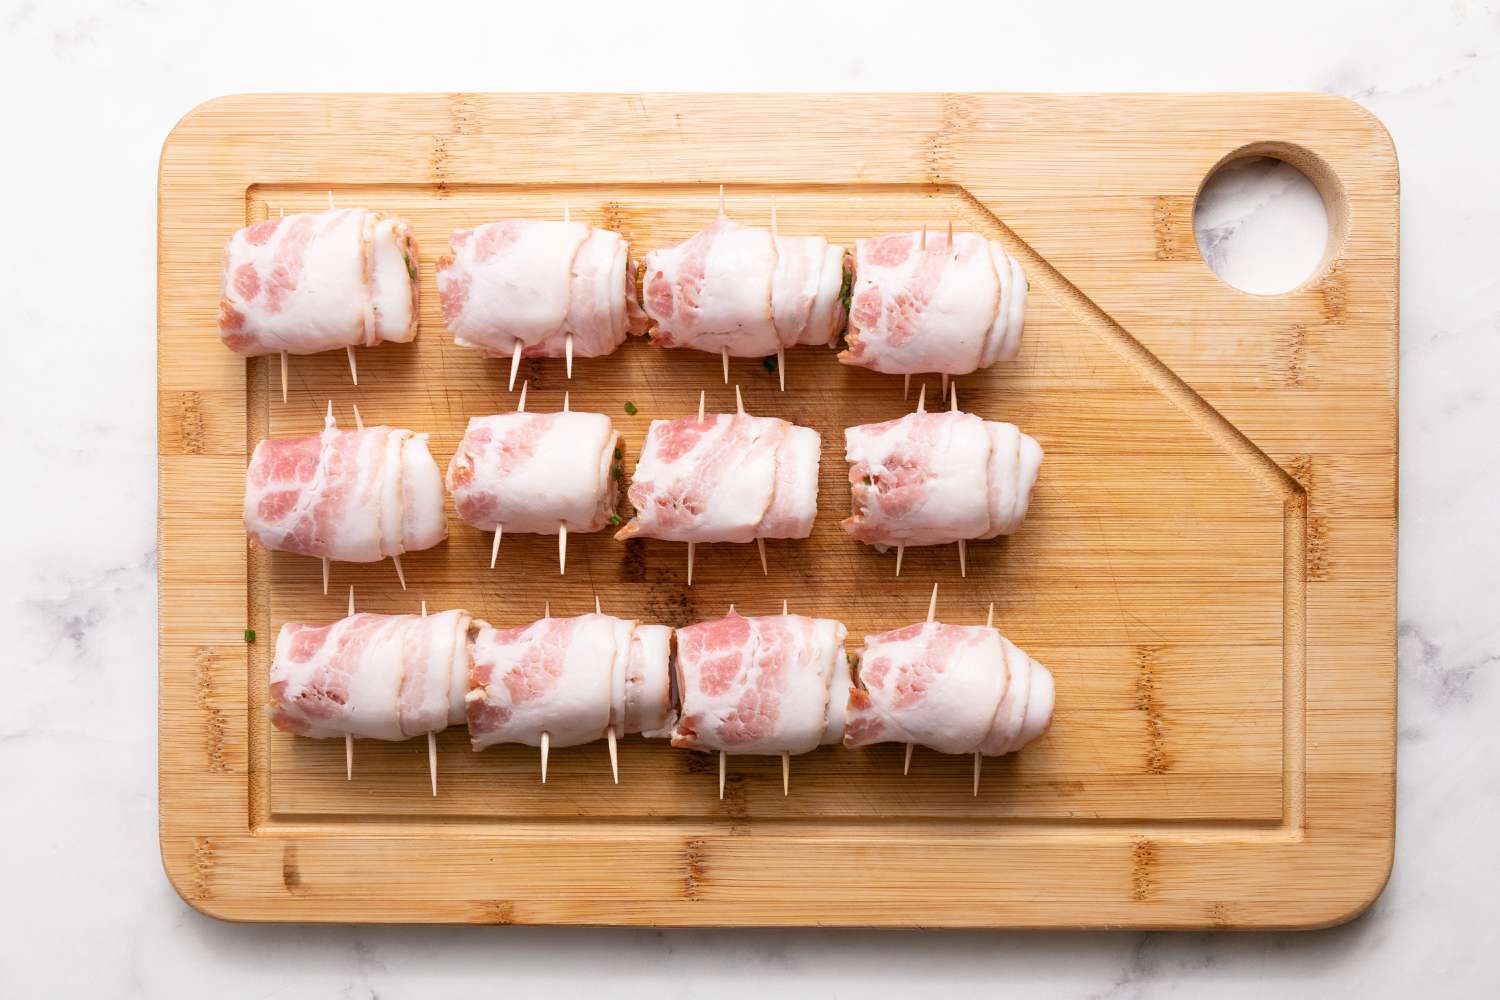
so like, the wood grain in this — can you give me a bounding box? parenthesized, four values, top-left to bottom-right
(158, 93, 1397, 928)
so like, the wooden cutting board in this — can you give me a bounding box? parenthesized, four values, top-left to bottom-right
(157, 93, 1397, 928)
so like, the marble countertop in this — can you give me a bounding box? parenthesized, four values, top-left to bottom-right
(3, 0, 1497, 995)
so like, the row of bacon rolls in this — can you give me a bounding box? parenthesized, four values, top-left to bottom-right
(269, 600, 1055, 792)
(243, 390, 1042, 584)
(217, 203, 1028, 385)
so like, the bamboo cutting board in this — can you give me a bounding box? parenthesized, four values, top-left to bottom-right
(157, 93, 1397, 928)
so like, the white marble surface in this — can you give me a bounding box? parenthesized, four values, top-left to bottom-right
(2, 0, 1497, 995)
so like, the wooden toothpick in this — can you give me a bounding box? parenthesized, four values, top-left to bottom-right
(351, 403, 363, 431)
(558, 523, 567, 575)
(322, 557, 330, 596)
(540, 731, 550, 784)
(687, 542, 696, 587)
(718, 750, 726, 800)
(607, 726, 619, 785)
(508, 339, 523, 392)
(491, 525, 503, 569)
(903, 742, 913, 776)
(392, 553, 406, 591)
(782, 752, 790, 796)
(722, 348, 730, 384)
(958, 539, 968, 578)
(517, 380, 529, 412)
(757, 537, 768, 576)
(987, 602, 995, 628)
(280, 351, 288, 404)
(927, 582, 939, 623)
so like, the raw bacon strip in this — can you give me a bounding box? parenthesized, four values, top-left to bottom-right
(843, 410, 1042, 550)
(436, 220, 632, 359)
(447, 411, 621, 535)
(245, 410, 447, 563)
(466, 613, 673, 751)
(268, 609, 472, 741)
(843, 621, 1054, 756)
(671, 610, 848, 756)
(840, 231, 1027, 376)
(219, 208, 419, 356)
(616, 413, 820, 544)
(642, 216, 847, 357)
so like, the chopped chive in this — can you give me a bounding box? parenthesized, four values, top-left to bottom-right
(611, 464, 623, 481)
(623, 401, 638, 416)
(244, 628, 256, 644)
(608, 514, 622, 527)
(613, 444, 624, 460)
(403, 253, 417, 282)
(762, 355, 778, 374)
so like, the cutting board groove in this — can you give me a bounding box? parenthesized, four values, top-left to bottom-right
(158, 93, 1396, 927)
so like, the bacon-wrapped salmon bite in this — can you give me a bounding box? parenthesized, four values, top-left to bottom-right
(436, 220, 641, 385)
(446, 404, 622, 571)
(844, 619, 1055, 773)
(614, 398, 820, 583)
(244, 406, 446, 583)
(641, 212, 848, 376)
(268, 609, 472, 741)
(218, 209, 419, 357)
(844, 404, 1042, 574)
(840, 230, 1027, 378)
(671, 610, 849, 790)
(465, 613, 675, 765)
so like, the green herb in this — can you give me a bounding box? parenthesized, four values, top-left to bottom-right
(611, 463, 624, 481)
(623, 401, 638, 416)
(608, 514, 622, 527)
(244, 628, 256, 644)
(403, 252, 417, 282)
(762, 355, 778, 374)
(613, 444, 624, 460)
(862, 475, 874, 486)
(838, 262, 854, 312)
